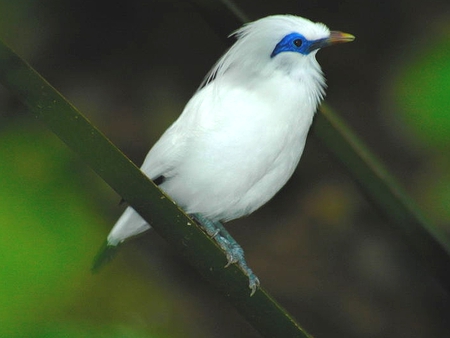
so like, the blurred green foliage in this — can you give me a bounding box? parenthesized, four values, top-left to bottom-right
(393, 26, 450, 225)
(395, 29, 450, 149)
(0, 123, 100, 335)
(0, 123, 187, 337)
(23, 324, 156, 338)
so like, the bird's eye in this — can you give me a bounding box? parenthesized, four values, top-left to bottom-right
(293, 39, 303, 47)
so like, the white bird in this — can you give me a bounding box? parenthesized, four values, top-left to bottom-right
(93, 14, 354, 295)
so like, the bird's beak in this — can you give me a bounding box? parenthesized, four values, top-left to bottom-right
(309, 31, 355, 52)
(327, 31, 355, 45)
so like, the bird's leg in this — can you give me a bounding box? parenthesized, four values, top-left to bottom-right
(193, 213, 260, 295)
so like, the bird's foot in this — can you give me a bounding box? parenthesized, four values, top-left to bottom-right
(193, 213, 260, 296)
(213, 232, 260, 295)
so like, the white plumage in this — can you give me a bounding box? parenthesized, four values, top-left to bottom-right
(99, 15, 353, 291)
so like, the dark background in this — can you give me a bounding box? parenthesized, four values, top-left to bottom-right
(1, 1, 449, 337)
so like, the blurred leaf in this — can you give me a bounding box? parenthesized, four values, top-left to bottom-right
(0, 124, 104, 336)
(23, 323, 159, 338)
(394, 28, 450, 149)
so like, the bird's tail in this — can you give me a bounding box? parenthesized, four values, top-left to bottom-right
(91, 206, 151, 272)
(91, 240, 121, 272)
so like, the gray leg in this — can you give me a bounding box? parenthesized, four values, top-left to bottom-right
(193, 213, 260, 295)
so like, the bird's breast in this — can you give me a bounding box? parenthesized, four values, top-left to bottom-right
(160, 75, 317, 221)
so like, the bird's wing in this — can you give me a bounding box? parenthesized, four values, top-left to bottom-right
(95, 88, 205, 254)
(139, 121, 188, 182)
(139, 85, 211, 181)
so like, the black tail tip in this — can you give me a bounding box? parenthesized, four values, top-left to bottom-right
(91, 240, 120, 273)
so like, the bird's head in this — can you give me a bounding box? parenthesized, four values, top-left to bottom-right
(269, 18, 354, 58)
(203, 15, 354, 85)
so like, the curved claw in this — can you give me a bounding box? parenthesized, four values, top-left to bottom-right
(222, 243, 260, 296)
(249, 275, 260, 296)
(193, 213, 261, 296)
